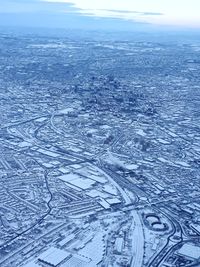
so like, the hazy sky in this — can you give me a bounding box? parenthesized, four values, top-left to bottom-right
(0, 0, 200, 30)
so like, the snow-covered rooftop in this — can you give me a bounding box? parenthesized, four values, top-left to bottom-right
(177, 244, 200, 259)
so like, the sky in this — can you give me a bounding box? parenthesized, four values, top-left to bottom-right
(0, 0, 200, 30)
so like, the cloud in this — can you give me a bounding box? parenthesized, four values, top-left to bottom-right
(43, 0, 164, 23)
(0, 0, 78, 14)
(42, 0, 200, 28)
(94, 9, 163, 16)
(0, 0, 153, 30)
(81, 9, 164, 22)
(75, 9, 163, 24)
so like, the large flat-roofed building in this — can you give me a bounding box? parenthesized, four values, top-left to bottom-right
(177, 243, 200, 260)
(38, 247, 71, 266)
(114, 237, 124, 255)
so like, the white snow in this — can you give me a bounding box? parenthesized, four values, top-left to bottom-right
(157, 138, 170, 144)
(35, 117, 47, 122)
(175, 161, 190, 167)
(79, 232, 105, 265)
(38, 247, 70, 266)
(59, 173, 95, 190)
(59, 234, 75, 247)
(58, 108, 74, 114)
(59, 173, 80, 182)
(114, 237, 124, 254)
(61, 254, 90, 266)
(125, 164, 139, 171)
(157, 157, 169, 163)
(18, 141, 32, 147)
(86, 190, 109, 198)
(68, 178, 95, 190)
(167, 131, 178, 137)
(59, 167, 70, 174)
(70, 147, 82, 153)
(71, 164, 82, 169)
(191, 224, 200, 234)
(103, 184, 118, 195)
(42, 163, 53, 168)
(29, 44, 67, 49)
(23, 262, 39, 267)
(89, 174, 107, 184)
(106, 198, 121, 205)
(37, 149, 58, 158)
(136, 129, 146, 136)
(99, 198, 110, 209)
(178, 244, 200, 259)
